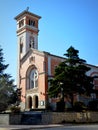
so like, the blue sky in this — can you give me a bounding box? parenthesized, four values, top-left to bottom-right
(0, 0, 98, 83)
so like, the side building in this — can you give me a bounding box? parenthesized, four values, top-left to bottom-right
(15, 10, 98, 111)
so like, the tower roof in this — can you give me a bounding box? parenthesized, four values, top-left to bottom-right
(14, 10, 41, 20)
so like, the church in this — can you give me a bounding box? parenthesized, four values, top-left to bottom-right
(15, 10, 98, 111)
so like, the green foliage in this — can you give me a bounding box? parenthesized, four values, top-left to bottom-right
(10, 105, 21, 113)
(0, 74, 18, 112)
(15, 88, 22, 105)
(0, 46, 8, 75)
(0, 46, 19, 112)
(48, 46, 94, 110)
(88, 100, 98, 111)
(74, 101, 87, 112)
(0, 102, 8, 112)
(56, 100, 65, 112)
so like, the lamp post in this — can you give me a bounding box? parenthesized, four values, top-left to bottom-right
(60, 83, 65, 112)
(60, 82, 64, 100)
(61, 87, 63, 99)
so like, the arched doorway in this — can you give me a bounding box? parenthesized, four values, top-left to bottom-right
(28, 96, 32, 109)
(33, 95, 38, 109)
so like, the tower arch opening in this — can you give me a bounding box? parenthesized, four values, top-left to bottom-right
(33, 95, 38, 109)
(27, 96, 33, 109)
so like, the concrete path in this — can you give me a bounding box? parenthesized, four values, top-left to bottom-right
(0, 124, 64, 130)
(1, 124, 98, 130)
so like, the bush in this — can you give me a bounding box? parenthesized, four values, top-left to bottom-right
(10, 105, 21, 113)
(74, 101, 87, 112)
(56, 100, 65, 112)
(88, 100, 98, 111)
(65, 101, 73, 111)
(0, 102, 8, 112)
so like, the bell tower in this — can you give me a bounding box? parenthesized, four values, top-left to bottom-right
(15, 9, 41, 59)
(15, 10, 41, 88)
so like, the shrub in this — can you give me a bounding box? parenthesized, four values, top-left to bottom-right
(56, 100, 65, 112)
(10, 105, 21, 113)
(88, 100, 98, 111)
(74, 101, 87, 112)
(65, 101, 73, 111)
(0, 102, 8, 112)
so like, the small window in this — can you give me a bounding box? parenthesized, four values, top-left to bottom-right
(29, 19, 35, 26)
(20, 44, 23, 53)
(29, 56, 35, 63)
(40, 101, 44, 106)
(19, 19, 24, 28)
(29, 37, 35, 48)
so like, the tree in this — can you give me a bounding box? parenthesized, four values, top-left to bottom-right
(0, 46, 18, 112)
(48, 46, 94, 111)
(0, 47, 8, 75)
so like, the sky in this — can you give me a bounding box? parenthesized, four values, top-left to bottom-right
(0, 0, 98, 83)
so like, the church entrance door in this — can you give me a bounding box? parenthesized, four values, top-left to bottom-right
(28, 96, 32, 109)
(33, 95, 38, 109)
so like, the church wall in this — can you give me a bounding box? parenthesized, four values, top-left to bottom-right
(86, 64, 98, 76)
(47, 54, 65, 77)
(51, 57, 64, 76)
(25, 31, 30, 53)
(38, 74, 46, 100)
(37, 54, 49, 107)
(20, 78, 26, 103)
(34, 52, 46, 102)
(87, 65, 98, 96)
(20, 50, 47, 109)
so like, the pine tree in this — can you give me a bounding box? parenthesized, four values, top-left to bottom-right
(0, 46, 8, 75)
(48, 46, 94, 110)
(0, 46, 18, 112)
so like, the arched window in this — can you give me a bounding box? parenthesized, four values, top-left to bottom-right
(29, 69, 38, 89)
(29, 36, 35, 48)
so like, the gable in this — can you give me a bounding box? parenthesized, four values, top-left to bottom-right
(20, 48, 45, 66)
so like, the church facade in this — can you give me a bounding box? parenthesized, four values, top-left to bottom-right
(15, 10, 98, 110)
